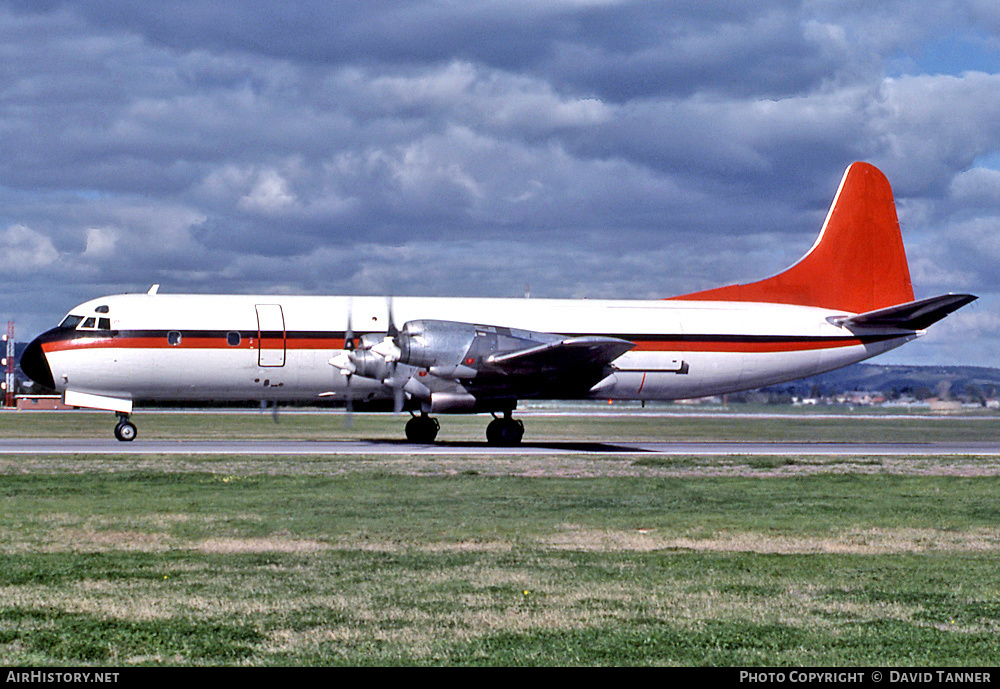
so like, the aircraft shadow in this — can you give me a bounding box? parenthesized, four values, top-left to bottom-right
(366, 439, 648, 453)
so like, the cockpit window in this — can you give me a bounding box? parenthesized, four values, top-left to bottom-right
(98, 318, 111, 330)
(59, 315, 84, 329)
(95, 305, 109, 314)
(82, 317, 96, 328)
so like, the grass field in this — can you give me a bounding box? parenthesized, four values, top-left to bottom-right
(1, 403, 997, 442)
(1, 407, 998, 666)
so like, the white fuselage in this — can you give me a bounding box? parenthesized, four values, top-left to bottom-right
(38, 292, 916, 409)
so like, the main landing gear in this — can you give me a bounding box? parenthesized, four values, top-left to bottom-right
(486, 411, 524, 447)
(114, 412, 137, 442)
(405, 413, 440, 443)
(404, 410, 525, 446)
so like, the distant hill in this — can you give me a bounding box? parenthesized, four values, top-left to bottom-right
(762, 363, 1000, 400)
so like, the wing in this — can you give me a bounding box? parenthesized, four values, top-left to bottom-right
(417, 322, 634, 401)
(487, 336, 634, 375)
(481, 335, 635, 397)
(330, 318, 634, 411)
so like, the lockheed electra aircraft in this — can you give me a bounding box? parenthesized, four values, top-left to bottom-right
(21, 162, 976, 444)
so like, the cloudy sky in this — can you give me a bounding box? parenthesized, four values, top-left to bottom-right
(2, 1, 998, 366)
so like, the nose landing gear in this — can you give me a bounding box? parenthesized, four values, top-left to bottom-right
(114, 413, 137, 442)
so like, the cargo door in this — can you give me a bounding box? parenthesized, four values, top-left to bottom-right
(255, 304, 285, 367)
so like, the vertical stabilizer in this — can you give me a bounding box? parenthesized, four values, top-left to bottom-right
(672, 162, 915, 314)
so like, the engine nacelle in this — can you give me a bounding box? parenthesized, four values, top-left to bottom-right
(396, 320, 479, 369)
(394, 319, 570, 374)
(332, 319, 573, 392)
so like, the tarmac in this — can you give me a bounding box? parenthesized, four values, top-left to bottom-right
(3, 438, 1000, 456)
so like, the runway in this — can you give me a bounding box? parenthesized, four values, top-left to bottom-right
(3, 438, 1000, 456)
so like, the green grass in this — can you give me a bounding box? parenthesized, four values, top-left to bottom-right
(0, 405, 996, 442)
(1, 409, 999, 665)
(1, 469, 999, 665)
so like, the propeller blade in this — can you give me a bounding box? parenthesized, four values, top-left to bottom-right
(386, 296, 398, 341)
(260, 399, 280, 423)
(327, 300, 358, 429)
(383, 296, 404, 414)
(394, 386, 405, 414)
(344, 299, 355, 351)
(344, 375, 354, 429)
(343, 299, 355, 428)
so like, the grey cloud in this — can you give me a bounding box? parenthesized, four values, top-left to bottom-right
(1, 1, 998, 367)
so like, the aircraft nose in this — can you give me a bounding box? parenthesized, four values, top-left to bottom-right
(20, 334, 55, 391)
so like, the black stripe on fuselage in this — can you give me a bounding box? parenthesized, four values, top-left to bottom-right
(37, 328, 907, 348)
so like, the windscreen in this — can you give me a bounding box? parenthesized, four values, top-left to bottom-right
(58, 314, 84, 329)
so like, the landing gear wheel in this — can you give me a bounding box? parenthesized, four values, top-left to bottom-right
(405, 414, 440, 443)
(486, 415, 524, 446)
(114, 419, 137, 442)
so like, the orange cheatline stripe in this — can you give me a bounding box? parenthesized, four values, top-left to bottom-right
(42, 333, 888, 356)
(630, 338, 871, 353)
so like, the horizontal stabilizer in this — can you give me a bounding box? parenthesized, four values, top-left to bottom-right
(834, 293, 977, 331)
(487, 336, 634, 373)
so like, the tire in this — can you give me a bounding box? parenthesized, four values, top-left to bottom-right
(114, 420, 137, 442)
(405, 415, 439, 443)
(486, 418, 523, 446)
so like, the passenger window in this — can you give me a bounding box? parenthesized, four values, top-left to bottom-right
(227, 331, 241, 346)
(167, 331, 182, 346)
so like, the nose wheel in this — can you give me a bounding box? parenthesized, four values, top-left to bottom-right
(114, 414, 137, 442)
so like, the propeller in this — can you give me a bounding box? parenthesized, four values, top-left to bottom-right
(328, 297, 412, 414)
(259, 399, 280, 424)
(328, 300, 357, 428)
(342, 305, 355, 427)
(380, 297, 406, 413)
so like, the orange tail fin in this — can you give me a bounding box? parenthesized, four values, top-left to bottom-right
(672, 162, 915, 313)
